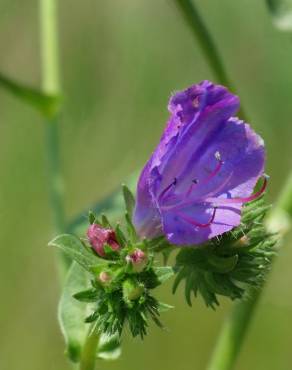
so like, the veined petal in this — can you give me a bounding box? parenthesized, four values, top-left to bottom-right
(133, 81, 266, 246)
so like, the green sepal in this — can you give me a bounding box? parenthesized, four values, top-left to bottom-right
(122, 184, 135, 219)
(114, 224, 127, 247)
(73, 288, 99, 303)
(158, 302, 174, 312)
(88, 210, 96, 225)
(101, 214, 111, 228)
(172, 198, 278, 308)
(125, 211, 137, 242)
(153, 266, 175, 284)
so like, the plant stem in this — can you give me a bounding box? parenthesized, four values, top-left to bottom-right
(173, 0, 246, 120)
(79, 327, 100, 370)
(39, 0, 70, 277)
(207, 290, 261, 370)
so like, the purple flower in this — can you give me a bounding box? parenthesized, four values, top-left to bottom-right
(133, 81, 266, 245)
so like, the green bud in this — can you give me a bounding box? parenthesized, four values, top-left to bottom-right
(122, 279, 144, 302)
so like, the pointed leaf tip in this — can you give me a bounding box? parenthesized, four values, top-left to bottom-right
(49, 234, 106, 273)
(122, 184, 135, 219)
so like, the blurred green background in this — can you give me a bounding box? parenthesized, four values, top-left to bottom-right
(1, 0, 292, 369)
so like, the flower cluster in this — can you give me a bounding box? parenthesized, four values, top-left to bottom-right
(50, 82, 277, 360)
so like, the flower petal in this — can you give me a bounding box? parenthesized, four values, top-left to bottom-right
(150, 81, 240, 196)
(161, 203, 241, 245)
(133, 160, 162, 238)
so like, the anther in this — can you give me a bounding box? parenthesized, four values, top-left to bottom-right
(159, 177, 177, 200)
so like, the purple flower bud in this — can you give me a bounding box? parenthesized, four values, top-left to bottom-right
(133, 81, 266, 245)
(99, 271, 111, 283)
(126, 249, 147, 272)
(87, 223, 120, 257)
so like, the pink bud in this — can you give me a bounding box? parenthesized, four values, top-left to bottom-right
(126, 249, 147, 272)
(87, 223, 120, 257)
(99, 271, 111, 283)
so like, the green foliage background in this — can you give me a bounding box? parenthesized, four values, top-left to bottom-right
(0, 1, 292, 369)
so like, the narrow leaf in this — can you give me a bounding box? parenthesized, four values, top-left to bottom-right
(73, 288, 98, 302)
(207, 254, 238, 273)
(66, 172, 138, 235)
(153, 266, 175, 284)
(0, 72, 60, 117)
(122, 184, 135, 219)
(49, 234, 106, 273)
(58, 262, 89, 362)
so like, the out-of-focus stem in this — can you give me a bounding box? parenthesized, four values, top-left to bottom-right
(79, 328, 100, 370)
(39, 0, 70, 278)
(173, 0, 247, 120)
(207, 290, 261, 370)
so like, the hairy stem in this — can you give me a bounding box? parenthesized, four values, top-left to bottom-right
(173, 0, 246, 120)
(39, 0, 70, 277)
(79, 328, 100, 370)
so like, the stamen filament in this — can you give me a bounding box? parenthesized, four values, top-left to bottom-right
(205, 175, 268, 206)
(184, 153, 223, 198)
(176, 207, 217, 228)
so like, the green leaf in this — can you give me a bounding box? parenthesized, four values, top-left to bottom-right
(153, 266, 175, 284)
(58, 262, 89, 362)
(266, 0, 292, 30)
(101, 214, 111, 228)
(0, 72, 60, 117)
(207, 254, 239, 273)
(88, 211, 96, 225)
(125, 211, 137, 242)
(97, 333, 121, 360)
(122, 184, 135, 219)
(49, 234, 106, 274)
(73, 288, 99, 302)
(66, 172, 138, 235)
(158, 302, 174, 312)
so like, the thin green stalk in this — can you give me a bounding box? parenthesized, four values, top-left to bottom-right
(173, 0, 246, 120)
(172, 1, 292, 369)
(207, 290, 261, 370)
(79, 328, 100, 370)
(40, 2, 100, 369)
(39, 0, 70, 277)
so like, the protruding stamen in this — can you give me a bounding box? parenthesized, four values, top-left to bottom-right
(176, 207, 217, 228)
(159, 177, 177, 200)
(185, 152, 223, 199)
(202, 152, 223, 184)
(205, 175, 268, 206)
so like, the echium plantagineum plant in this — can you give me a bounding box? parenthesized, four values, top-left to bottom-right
(50, 81, 277, 367)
